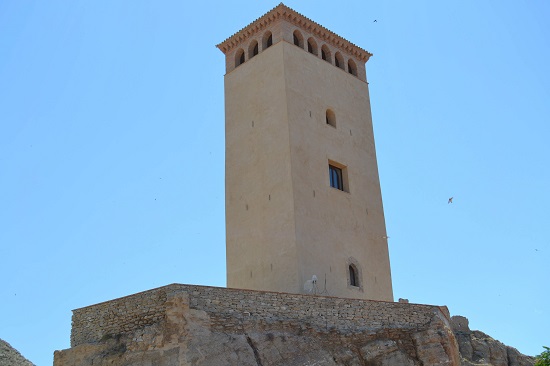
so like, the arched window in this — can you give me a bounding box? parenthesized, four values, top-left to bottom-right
(335, 52, 344, 70)
(235, 48, 245, 67)
(326, 109, 336, 127)
(348, 59, 357, 76)
(349, 265, 358, 287)
(321, 45, 331, 63)
(248, 40, 259, 59)
(347, 257, 363, 290)
(307, 38, 318, 56)
(262, 31, 273, 50)
(293, 30, 304, 48)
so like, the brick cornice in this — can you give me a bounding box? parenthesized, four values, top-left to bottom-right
(216, 3, 372, 62)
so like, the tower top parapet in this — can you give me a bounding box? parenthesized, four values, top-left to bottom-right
(216, 3, 373, 76)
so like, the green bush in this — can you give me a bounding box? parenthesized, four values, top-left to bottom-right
(535, 346, 550, 366)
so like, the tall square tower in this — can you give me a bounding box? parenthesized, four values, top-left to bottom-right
(217, 4, 393, 301)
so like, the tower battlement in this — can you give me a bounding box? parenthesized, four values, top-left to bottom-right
(217, 3, 370, 80)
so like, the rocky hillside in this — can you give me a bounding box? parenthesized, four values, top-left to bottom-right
(0, 339, 34, 366)
(451, 316, 534, 366)
(51, 284, 536, 366)
(54, 314, 536, 366)
(54, 290, 462, 366)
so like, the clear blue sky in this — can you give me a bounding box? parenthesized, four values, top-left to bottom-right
(1, 1, 548, 365)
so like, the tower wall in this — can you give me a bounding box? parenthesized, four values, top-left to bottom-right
(225, 42, 300, 293)
(283, 42, 392, 300)
(220, 4, 393, 301)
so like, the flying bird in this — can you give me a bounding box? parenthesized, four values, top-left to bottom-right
(373, 19, 377, 22)
(448, 197, 453, 204)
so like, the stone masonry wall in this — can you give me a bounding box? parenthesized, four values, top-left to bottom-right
(70, 286, 168, 347)
(71, 283, 449, 347)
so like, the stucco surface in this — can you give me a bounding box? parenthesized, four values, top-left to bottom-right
(225, 40, 392, 300)
(225, 42, 300, 293)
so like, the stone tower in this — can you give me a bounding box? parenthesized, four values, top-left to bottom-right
(217, 4, 393, 301)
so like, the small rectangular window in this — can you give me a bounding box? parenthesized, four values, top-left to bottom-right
(329, 165, 343, 191)
(328, 160, 349, 192)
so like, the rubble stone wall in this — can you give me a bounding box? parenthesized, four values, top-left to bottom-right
(71, 283, 448, 347)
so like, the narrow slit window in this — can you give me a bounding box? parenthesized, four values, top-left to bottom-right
(349, 265, 358, 287)
(326, 109, 336, 127)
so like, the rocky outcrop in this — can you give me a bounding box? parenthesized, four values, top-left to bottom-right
(451, 316, 534, 366)
(55, 322, 459, 366)
(0, 339, 34, 366)
(54, 284, 461, 366)
(55, 307, 459, 366)
(52, 284, 535, 366)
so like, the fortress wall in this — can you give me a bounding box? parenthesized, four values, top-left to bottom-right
(70, 286, 169, 347)
(71, 284, 449, 347)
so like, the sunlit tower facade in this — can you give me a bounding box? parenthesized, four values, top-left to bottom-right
(217, 4, 393, 301)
